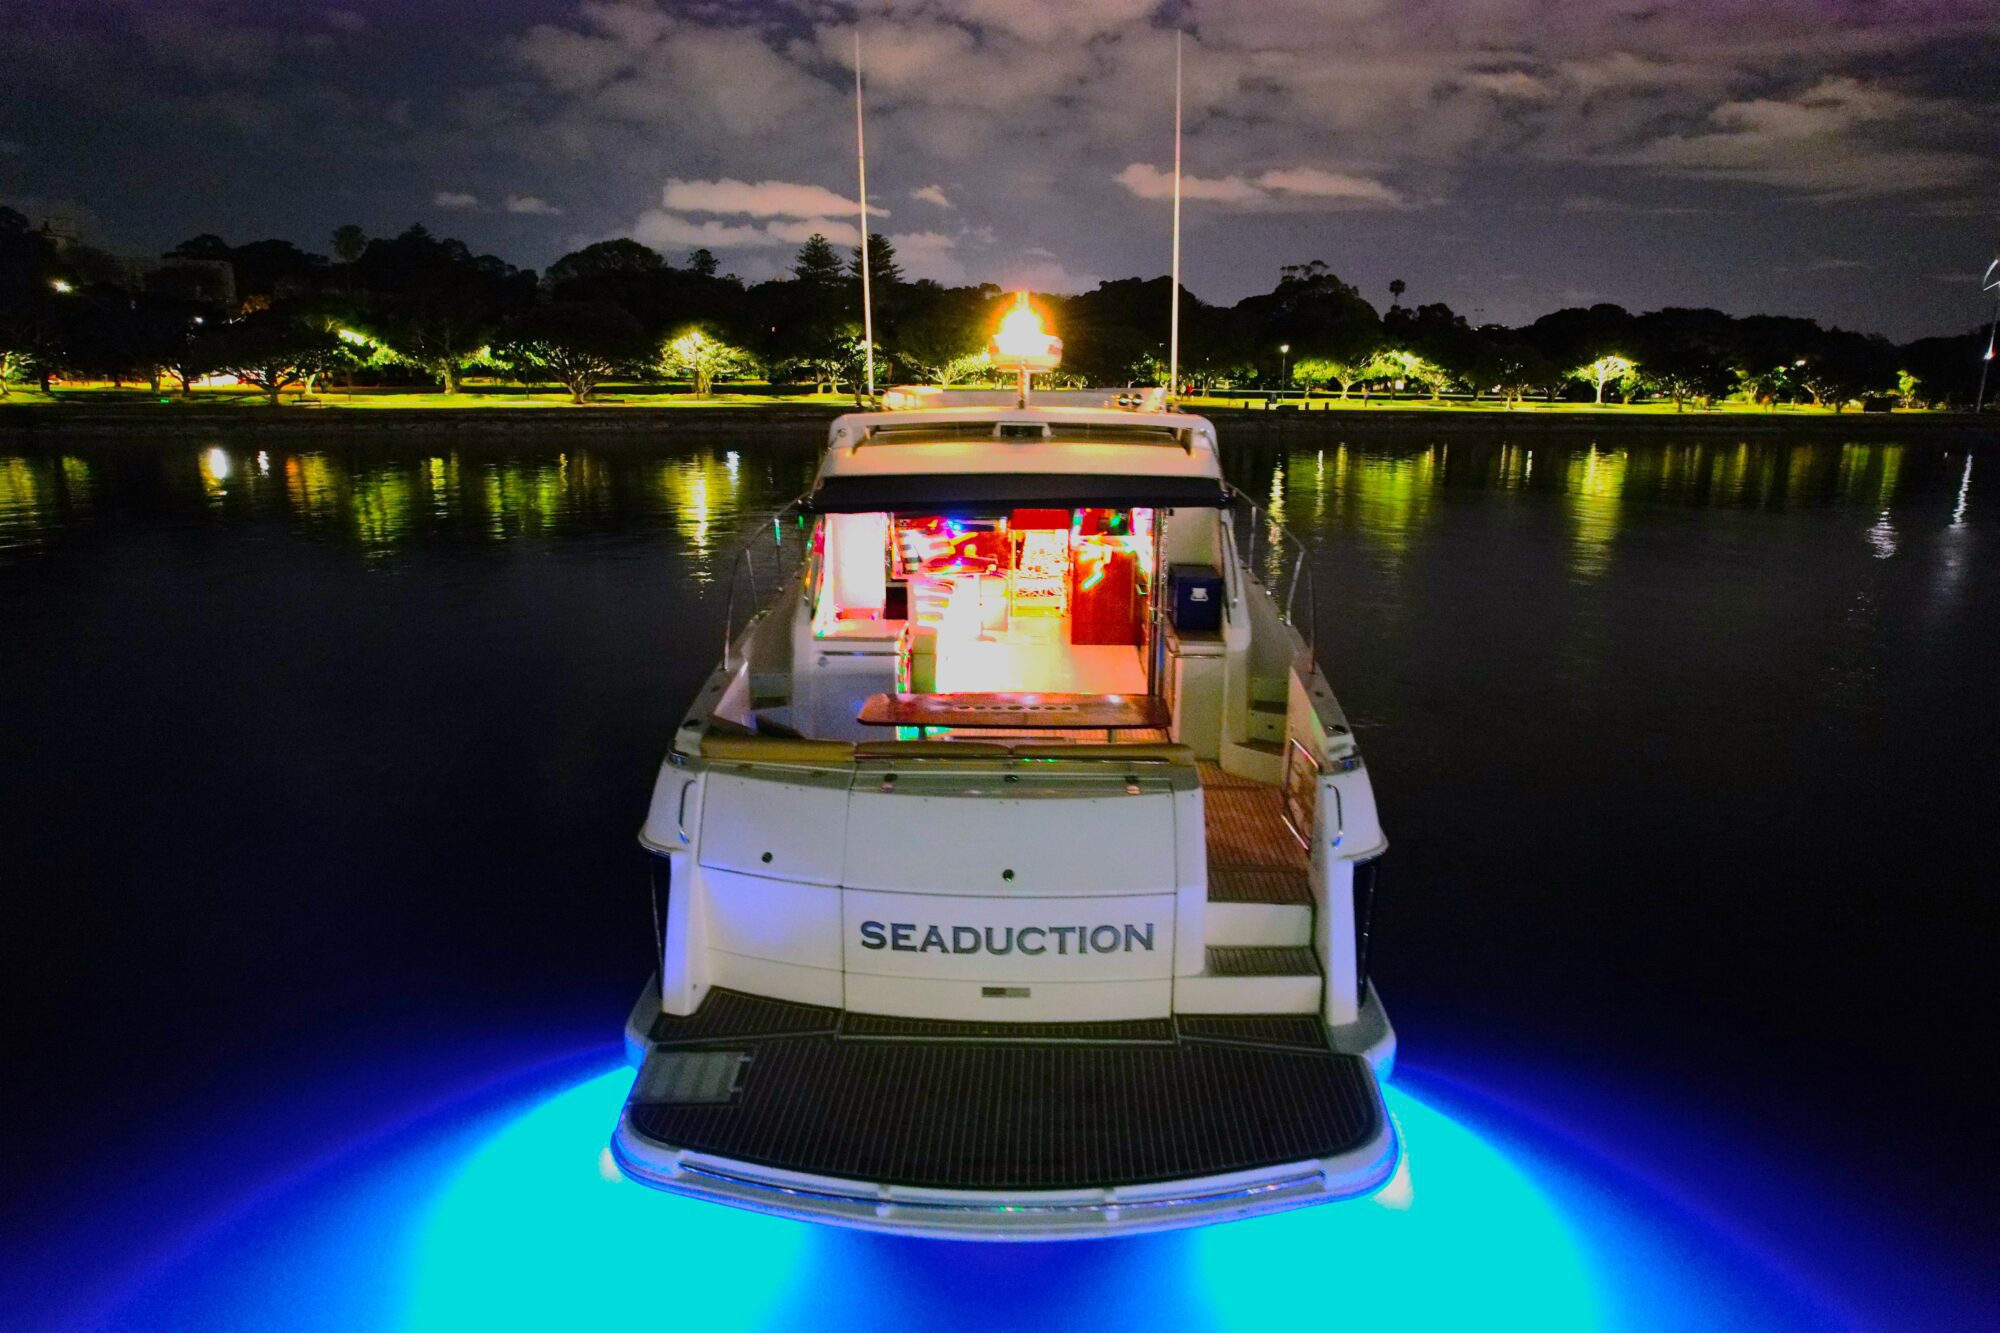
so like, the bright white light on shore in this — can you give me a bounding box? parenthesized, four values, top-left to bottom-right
(50, 279, 73, 293)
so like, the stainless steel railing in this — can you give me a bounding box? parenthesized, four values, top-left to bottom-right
(1224, 482, 1319, 667)
(720, 499, 811, 667)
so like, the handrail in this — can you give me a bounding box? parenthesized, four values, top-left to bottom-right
(720, 496, 811, 668)
(1223, 481, 1319, 668)
(721, 545, 758, 667)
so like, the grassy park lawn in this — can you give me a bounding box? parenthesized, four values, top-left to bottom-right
(1, 382, 1935, 416)
(1182, 393, 1908, 416)
(0, 382, 854, 408)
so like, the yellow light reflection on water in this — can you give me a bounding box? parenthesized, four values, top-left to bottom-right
(427, 457, 451, 518)
(1564, 446, 1627, 579)
(657, 454, 745, 578)
(0, 457, 47, 547)
(1341, 448, 1440, 562)
(0, 455, 94, 539)
(353, 466, 417, 553)
(1837, 443, 1903, 509)
(286, 454, 342, 523)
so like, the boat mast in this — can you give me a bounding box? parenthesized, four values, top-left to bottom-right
(854, 30, 876, 402)
(1168, 30, 1182, 403)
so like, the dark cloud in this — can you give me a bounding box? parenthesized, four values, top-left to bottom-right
(0, 0, 1994, 336)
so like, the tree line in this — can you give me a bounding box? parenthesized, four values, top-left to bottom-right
(0, 208, 1988, 409)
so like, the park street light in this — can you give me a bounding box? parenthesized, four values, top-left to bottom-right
(1279, 343, 1290, 396)
(50, 279, 72, 294)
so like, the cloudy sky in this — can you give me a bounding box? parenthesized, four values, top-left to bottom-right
(2, 0, 1995, 337)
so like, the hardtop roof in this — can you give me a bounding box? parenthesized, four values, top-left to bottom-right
(818, 406, 1222, 481)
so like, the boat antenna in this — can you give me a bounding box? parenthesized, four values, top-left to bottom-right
(1168, 29, 1183, 403)
(1978, 256, 1999, 413)
(854, 29, 876, 403)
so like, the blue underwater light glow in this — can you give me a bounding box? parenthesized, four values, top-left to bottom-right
(92, 1058, 1845, 1333)
(1190, 1095, 1598, 1331)
(403, 1068, 810, 1333)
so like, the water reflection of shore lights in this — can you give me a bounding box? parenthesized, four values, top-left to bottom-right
(199, 446, 232, 495)
(1342, 449, 1439, 562)
(1564, 446, 1627, 579)
(1868, 511, 1898, 559)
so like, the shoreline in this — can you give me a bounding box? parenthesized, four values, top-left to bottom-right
(2, 401, 1995, 444)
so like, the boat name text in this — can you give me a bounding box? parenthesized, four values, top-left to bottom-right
(858, 921, 1156, 956)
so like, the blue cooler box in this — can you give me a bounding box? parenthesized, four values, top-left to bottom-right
(1169, 563, 1224, 632)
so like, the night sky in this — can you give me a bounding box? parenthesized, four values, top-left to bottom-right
(2, 0, 1995, 338)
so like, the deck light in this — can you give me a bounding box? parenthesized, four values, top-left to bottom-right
(988, 292, 1062, 408)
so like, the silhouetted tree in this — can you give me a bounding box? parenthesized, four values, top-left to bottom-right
(1236, 261, 1380, 372)
(792, 235, 844, 286)
(353, 226, 534, 392)
(1796, 329, 1896, 411)
(331, 225, 368, 265)
(850, 235, 903, 290)
(204, 307, 344, 405)
(497, 300, 649, 403)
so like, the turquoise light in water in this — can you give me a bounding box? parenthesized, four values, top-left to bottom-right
(1191, 1096, 1597, 1330)
(401, 1068, 1600, 1332)
(100, 1060, 1832, 1332)
(404, 1069, 810, 1333)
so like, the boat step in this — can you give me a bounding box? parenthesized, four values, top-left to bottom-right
(1209, 867, 1311, 905)
(1248, 699, 1288, 741)
(1219, 739, 1285, 784)
(1176, 946, 1321, 1015)
(1207, 901, 1312, 947)
(1207, 868, 1312, 947)
(1209, 946, 1318, 975)
(1249, 678, 1290, 706)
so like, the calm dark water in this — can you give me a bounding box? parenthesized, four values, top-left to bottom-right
(2, 430, 1993, 1329)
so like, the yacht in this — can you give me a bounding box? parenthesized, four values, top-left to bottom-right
(609, 301, 1399, 1237)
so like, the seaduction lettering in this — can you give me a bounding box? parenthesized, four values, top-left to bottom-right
(858, 921, 1156, 955)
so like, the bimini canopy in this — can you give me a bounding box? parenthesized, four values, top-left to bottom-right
(804, 409, 1228, 513)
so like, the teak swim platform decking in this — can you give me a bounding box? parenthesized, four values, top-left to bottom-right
(621, 989, 1383, 1204)
(616, 398, 1397, 1236)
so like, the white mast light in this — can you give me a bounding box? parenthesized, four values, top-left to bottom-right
(988, 292, 1062, 408)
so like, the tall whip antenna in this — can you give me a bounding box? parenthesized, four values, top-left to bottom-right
(1168, 30, 1183, 402)
(854, 30, 876, 402)
(1978, 257, 1999, 413)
